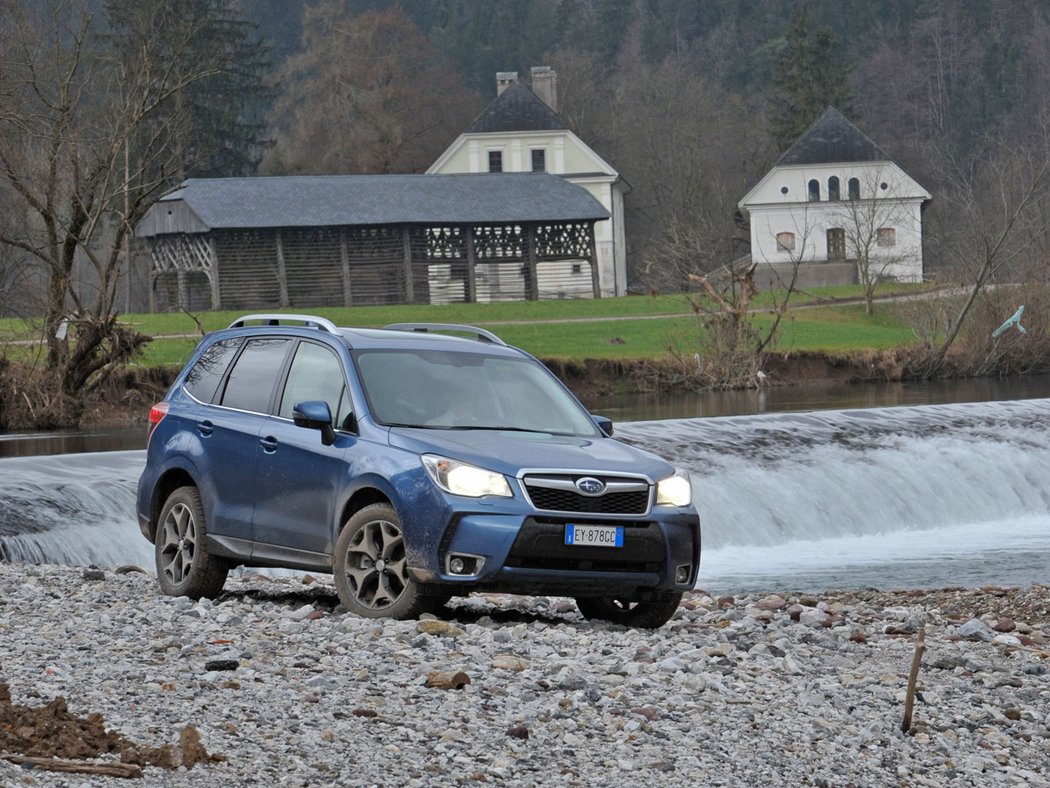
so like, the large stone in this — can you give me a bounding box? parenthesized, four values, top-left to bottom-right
(954, 618, 995, 642)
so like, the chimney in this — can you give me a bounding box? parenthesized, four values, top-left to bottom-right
(496, 71, 518, 96)
(530, 66, 557, 111)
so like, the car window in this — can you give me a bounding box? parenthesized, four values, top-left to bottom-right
(355, 349, 597, 436)
(220, 338, 291, 413)
(184, 337, 243, 403)
(278, 341, 350, 428)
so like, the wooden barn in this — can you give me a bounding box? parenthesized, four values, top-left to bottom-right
(135, 173, 610, 312)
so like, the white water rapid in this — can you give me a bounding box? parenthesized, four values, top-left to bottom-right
(2, 398, 1049, 592)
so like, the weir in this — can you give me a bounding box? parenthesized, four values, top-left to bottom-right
(2, 399, 1049, 590)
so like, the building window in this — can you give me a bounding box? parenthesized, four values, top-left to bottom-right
(827, 228, 845, 260)
(571, 263, 582, 274)
(877, 227, 896, 247)
(776, 231, 796, 252)
(848, 177, 860, 200)
(531, 148, 546, 172)
(488, 150, 503, 173)
(828, 176, 840, 201)
(808, 179, 820, 202)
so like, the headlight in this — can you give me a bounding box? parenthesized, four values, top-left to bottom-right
(422, 455, 512, 498)
(656, 470, 692, 507)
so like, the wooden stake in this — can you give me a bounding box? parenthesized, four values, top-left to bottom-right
(901, 625, 926, 734)
(0, 753, 142, 778)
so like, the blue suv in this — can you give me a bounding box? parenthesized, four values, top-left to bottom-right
(137, 315, 701, 628)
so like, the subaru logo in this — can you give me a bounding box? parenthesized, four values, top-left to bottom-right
(575, 477, 606, 496)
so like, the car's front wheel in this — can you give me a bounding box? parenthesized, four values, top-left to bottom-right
(155, 486, 229, 599)
(334, 503, 447, 620)
(575, 592, 683, 629)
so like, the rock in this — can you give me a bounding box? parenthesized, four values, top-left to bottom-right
(417, 620, 464, 638)
(287, 604, 317, 621)
(506, 726, 529, 740)
(82, 569, 105, 582)
(352, 708, 378, 718)
(992, 634, 1022, 647)
(203, 659, 239, 672)
(756, 594, 787, 611)
(491, 655, 528, 672)
(114, 565, 147, 575)
(787, 604, 804, 622)
(993, 618, 1016, 633)
(954, 618, 995, 642)
(799, 609, 830, 627)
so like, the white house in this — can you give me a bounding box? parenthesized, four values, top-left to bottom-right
(738, 107, 931, 286)
(429, 67, 628, 297)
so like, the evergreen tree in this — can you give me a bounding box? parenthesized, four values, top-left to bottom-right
(769, 5, 855, 150)
(102, 0, 275, 178)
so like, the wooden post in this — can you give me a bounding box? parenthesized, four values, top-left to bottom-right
(340, 227, 353, 307)
(901, 626, 926, 733)
(402, 226, 415, 303)
(526, 224, 539, 301)
(275, 230, 290, 307)
(464, 225, 477, 303)
(588, 222, 601, 299)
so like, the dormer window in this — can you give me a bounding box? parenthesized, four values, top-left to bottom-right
(530, 148, 546, 172)
(488, 150, 503, 173)
(808, 179, 820, 201)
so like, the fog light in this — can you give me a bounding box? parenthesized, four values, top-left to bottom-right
(446, 553, 483, 576)
(675, 564, 691, 584)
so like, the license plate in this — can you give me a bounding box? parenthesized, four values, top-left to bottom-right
(565, 524, 623, 548)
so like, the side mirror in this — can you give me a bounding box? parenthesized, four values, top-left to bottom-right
(293, 400, 336, 446)
(591, 414, 614, 437)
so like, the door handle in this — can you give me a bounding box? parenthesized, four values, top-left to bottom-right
(198, 421, 214, 437)
(260, 436, 278, 453)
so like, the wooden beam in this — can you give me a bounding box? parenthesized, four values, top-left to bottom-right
(208, 235, 221, 310)
(340, 227, 353, 307)
(402, 226, 415, 303)
(588, 222, 601, 299)
(525, 224, 538, 301)
(465, 226, 477, 303)
(275, 230, 290, 307)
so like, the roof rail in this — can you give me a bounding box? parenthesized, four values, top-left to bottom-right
(227, 314, 338, 333)
(383, 322, 506, 345)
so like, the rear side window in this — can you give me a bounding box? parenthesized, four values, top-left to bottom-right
(279, 341, 351, 428)
(184, 338, 243, 403)
(220, 338, 291, 413)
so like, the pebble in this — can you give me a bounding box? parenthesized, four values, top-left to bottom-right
(0, 564, 1048, 787)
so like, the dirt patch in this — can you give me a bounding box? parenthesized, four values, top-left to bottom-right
(0, 682, 223, 777)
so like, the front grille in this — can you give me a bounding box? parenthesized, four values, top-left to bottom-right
(522, 475, 651, 515)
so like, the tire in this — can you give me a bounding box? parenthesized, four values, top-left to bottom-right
(155, 486, 229, 599)
(333, 503, 447, 620)
(575, 592, 683, 629)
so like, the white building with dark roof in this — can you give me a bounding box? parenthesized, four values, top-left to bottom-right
(135, 173, 609, 311)
(739, 107, 931, 286)
(428, 68, 628, 297)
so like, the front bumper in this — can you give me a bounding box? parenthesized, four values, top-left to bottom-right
(408, 509, 700, 598)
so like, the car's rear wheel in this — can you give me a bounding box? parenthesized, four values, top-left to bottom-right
(575, 592, 683, 629)
(155, 486, 229, 599)
(334, 503, 448, 620)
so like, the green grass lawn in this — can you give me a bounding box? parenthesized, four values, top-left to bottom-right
(3, 284, 930, 368)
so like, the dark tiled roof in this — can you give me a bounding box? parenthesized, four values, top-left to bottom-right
(142, 173, 608, 235)
(777, 107, 889, 165)
(465, 81, 567, 134)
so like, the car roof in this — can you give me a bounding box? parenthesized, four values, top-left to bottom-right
(213, 315, 525, 356)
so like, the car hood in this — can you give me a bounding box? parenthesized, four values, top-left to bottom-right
(386, 427, 674, 480)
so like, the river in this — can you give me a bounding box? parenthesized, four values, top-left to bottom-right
(2, 376, 1049, 593)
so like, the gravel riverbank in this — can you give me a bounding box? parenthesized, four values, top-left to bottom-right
(1, 563, 1048, 786)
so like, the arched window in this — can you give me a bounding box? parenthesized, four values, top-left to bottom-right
(808, 179, 820, 202)
(848, 177, 860, 200)
(828, 176, 840, 201)
(776, 231, 796, 252)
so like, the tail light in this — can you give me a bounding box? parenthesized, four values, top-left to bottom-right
(147, 402, 169, 445)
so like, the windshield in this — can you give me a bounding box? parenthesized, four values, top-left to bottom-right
(355, 349, 599, 436)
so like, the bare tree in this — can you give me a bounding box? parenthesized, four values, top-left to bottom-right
(827, 169, 924, 315)
(0, 0, 223, 426)
(917, 135, 1050, 377)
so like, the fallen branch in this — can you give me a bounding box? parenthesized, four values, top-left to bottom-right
(0, 752, 142, 778)
(901, 626, 927, 733)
